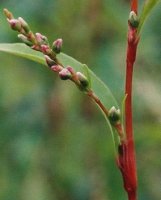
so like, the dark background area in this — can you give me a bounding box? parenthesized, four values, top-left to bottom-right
(0, 1, 161, 200)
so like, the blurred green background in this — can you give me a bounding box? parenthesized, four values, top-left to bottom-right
(0, 0, 161, 200)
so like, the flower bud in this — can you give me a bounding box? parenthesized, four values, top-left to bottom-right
(18, 17, 30, 33)
(41, 44, 52, 55)
(18, 34, 33, 46)
(66, 66, 75, 75)
(128, 11, 139, 28)
(35, 33, 49, 45)
(108, 106, 121, 125)
(44, 55, 56, 67)
(7, 19, 21, 31)
(51, 65, 63, 72)
(52, 38, 63, 54)
(3, 8, 14, 20)
(76, 72, 89, 89)
(26, 31, 36, 44)
(59, 68, 72, 80)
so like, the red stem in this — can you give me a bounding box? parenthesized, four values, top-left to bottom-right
(128, 191, 137, 200)
(125, 61, 133, 141)
(124, 27, 138, 199)
(131, 0, 138, 13)
(117, 1, 139, 199)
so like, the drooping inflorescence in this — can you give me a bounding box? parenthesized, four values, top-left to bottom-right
(3, 8, 124, 141)
(4, 8, 124, 137)
(4, 8, 90, 93)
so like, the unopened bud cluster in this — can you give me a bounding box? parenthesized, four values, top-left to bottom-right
(4, 9, 36, 46)
(45, 55, 89, 91)
(4, 9, 30, 35)
(4, 8, 63, 59)
(4, 9, 90, 93)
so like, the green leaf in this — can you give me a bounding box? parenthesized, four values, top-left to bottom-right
(57, 54, 118, 109)
(0, 43, 46, 65)
(0, 43, 118, 109)
(0, 43, 118, 150)
(82, 64, 92, 89)
(138, 0, 161, 34)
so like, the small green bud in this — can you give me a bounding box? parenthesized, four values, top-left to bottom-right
(18, 34, 33, 46)
(18, 17, 30, 33)
(7, 19, 21, 31)
(76, 72, 89, 90)
(128, 11, 139, 28)
(59, 68, 72, 80)
(108, 106, 121, 125)
(52, 38, 63, 54)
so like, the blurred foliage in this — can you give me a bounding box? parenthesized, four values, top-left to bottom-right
(0, 0, 161, 200)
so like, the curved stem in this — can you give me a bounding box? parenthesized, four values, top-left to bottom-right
(87, 90, 108, 116)
(87, 90, 124, 137)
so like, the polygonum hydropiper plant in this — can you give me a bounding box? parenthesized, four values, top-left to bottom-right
(0, 0, 160, 199)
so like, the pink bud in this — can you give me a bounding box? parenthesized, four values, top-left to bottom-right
(66, 66, 75, 75)
(41, 44, 51, 55)
(59, 68, 72, 80)
(32, 45, 41, 51)
(35, 33, 43, 43)
(7, 19, 21, 31)
(35, 33, 48, 45)
(52, 38, 63, 54)
(51, 65, 63, 72)
(44, 55, 56, 67)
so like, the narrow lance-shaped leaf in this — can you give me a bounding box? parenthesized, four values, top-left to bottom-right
(0, 43, 118, 110)
(0, 43, 46, 65)
(0, 42, 119, 152)
(138, 0, 161, 34)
